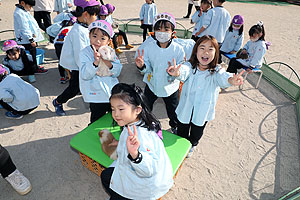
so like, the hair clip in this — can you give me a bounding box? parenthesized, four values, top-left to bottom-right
(257, 21, 263, 26)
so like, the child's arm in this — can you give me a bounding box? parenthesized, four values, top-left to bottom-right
(249, 43, 266, 68)
(14, 12, 35, 46)
(74, 32, 90, 70)
(0, 89, 14, 103)
(79, 47, 98, 80)
(195, 10, 212, 36)
(191, 11, 201, 24)
(234, 34, 244, 52)
(139, 4, 145, 25)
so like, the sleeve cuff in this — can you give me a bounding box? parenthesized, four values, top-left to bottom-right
(127, 151, 142, 164)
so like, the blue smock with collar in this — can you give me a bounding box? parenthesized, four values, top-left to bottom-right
(139, 3, 157, 25)
(59, 22, 90, 71)
(220, 29, 244, 53)
(14, 5, 44, 44)
(201, 6, 231, 43)
(141, 41, 186, 97)
(110, 122, 173, 200)
(176, 63, 233, 126)
(191, 10, 207, 36)
(79, 45, 122, 103)
(237, 40, 267, 68)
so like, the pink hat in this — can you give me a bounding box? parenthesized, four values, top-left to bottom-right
(232, 15, 244, 25)
(0, 64, 6, 75)
(88, 20, 113, 38)
(105, 3, 115, 13)
(74, 0, 99, 8)
(100, 5, 108, 15)
(154, 12, 176, 29)
(2, 40, 22, 52)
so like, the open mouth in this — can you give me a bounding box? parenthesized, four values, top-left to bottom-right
(201, 57, 209, 62)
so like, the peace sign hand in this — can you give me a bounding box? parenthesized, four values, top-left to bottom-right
(92, 45, 101, 66)
(167, 58, 182, 77)
(135, 49, 144, 69)
(127, 125, 140, 159)
(229, 70, 245, 86)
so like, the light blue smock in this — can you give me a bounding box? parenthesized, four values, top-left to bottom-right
(139, 3, 157, 25)
(54, 0, 73, 13)
(173, 38, 195, 60)
(53, 26, 73, 44)
(79, 45, 122, 103)
(14, 5, 44, 44)
(110, 122, 174, 200)
(46, 22, 63, 38)
(53, 11, 73, 23)
(2, 53, 33, 72)
(0, 74, 40, 111)
(237, 40, 267, 68)
(201, 6, 231, 43)
(191, 10, 207, 37)
(220, 29, 244, 53)
(59, 23, 90, 71)
(176, 63, 233, 126)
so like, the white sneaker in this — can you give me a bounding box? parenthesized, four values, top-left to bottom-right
(186, 146, 196, 158)
(5, 169, 32, 195)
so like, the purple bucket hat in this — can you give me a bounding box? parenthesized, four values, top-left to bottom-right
(154, 12, 176, 29)
(100, 5, 108, 15)
(232, 15, 244, 25)
(88, 20, 113, 38)
(74, 0, 99, 8)
(0, 64, 6, 75)
(2, 40, 22, 52)
(105, 3, 115, 13)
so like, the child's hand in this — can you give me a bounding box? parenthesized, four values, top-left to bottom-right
(195, 31, 200, 37)
(167, 58, 181, 77)
(127, 125, 140, 159)
(67, 2, 72, 7)
(31, 42, 37, 47)
(229, 70, 245, 86)
(135, 49, 144, 69)
(92, 45, 101, 66)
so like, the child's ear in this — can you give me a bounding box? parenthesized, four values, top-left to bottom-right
(136, 106, 142, 115)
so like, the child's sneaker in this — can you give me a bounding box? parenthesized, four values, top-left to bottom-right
(5, 111, 23, 119)
(5, 169, 32, 195)
(28, 75, 36, 83)
(60, 77, 68, 84)
(186, 146, 196, 158)
(52, 99, 66, 116)
(115, 48, 123, 54)
(125, 44, 134, 49)
(35, 66, 48, 74)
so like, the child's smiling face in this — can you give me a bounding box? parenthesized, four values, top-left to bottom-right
(89, 28, 110, 50)
(7, 48, 21, 61)
(196, 40, 216, 68)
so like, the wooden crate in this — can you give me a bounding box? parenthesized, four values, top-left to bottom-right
(79, 152, 105, 176)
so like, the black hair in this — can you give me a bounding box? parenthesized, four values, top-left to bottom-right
(154, 20, 175, 32)
(19, 0, 35, 6)
(71, 5, 100, 17)
(0, 73, 7, 82)
(5, 48, 37, 71)
(228, 23, 244, 35)
(90, 28, 110, 38)
(201, 0, 213, 8)
(110, 83, 161, 133)
(249, 22, 265, 41)
(218, 0, 226, 3)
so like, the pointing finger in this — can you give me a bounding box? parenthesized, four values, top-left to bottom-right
(138, 49, 140, 57)
(127, 126, 133, 136)
(141, 49, 144, 57)
(237, 70, 245, 78)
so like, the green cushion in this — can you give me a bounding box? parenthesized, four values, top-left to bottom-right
(70, 113, 191, 177)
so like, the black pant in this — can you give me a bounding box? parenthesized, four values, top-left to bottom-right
(22, 43, 38, 67)
(112, 30, 129, 48)
(0, 145, 17, 178)
(185, 4, 200, 18)
(54, 43, 66, 77)
(34, 11, 52, 32)
(144, 85, 179, 128)
(141, 24, 153, 42)
(177, 120, 207, 146)
(101, 167, 132, 200)
(218, 50, 226, 64)
(0, 100, 37, 116)
(89, 103, 111, 124)
(226, 58, 245, 74)
(56, 70, 80, 104)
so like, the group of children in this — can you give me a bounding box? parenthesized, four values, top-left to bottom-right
(1, 0, 268, 199)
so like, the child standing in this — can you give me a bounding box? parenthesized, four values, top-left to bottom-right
(219, 14, 244, 63)
(135, 12, 188, 134)
(195, 0, 231, 44)
(54, 0, 73, 14)
(14, 0, 48, 73)
(139, 0, 157, 42)
(101, 83, 173, 200)
(52, 0, 100, 116)
(0, 64, 40, 119)
(168, 35, 244, 157)
(226, 21, 266, 74)
(79, 20, 122, 124)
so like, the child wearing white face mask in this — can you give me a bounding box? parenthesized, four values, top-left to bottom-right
(135, 12, 189, 134)
(227, 21, 267, 74)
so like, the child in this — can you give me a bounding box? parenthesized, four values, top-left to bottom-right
(0, 64, 40, 119)
(219, 14, 244, 63)
(190, 0, 212, 42)
(100, 83, 173, 200)
(195, 0, 231, 44)
(14, 0, 48, 73)
(0, 144, 32, 195)
(54, 0, 73, 14)
(52, 16, 77, 83)
(52, 0, 100, 116)
(139, 0, 157, 42)
(79, 20, 122, 124)
(33, 0, 53, 31)
(168, 35, 244, 157)
(226, 21, 266, 74)
(103, 4, 134, 54)
(135, 12, 187, 134)
(2, 40, 40, 83)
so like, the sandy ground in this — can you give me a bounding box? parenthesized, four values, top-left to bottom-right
(0, 0, 300, 199)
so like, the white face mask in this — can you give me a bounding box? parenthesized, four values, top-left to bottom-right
(250, 37, 259, 42)
(155, 32, 172, 43)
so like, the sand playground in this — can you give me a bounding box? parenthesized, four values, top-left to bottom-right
(0, 0, 300, 199)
